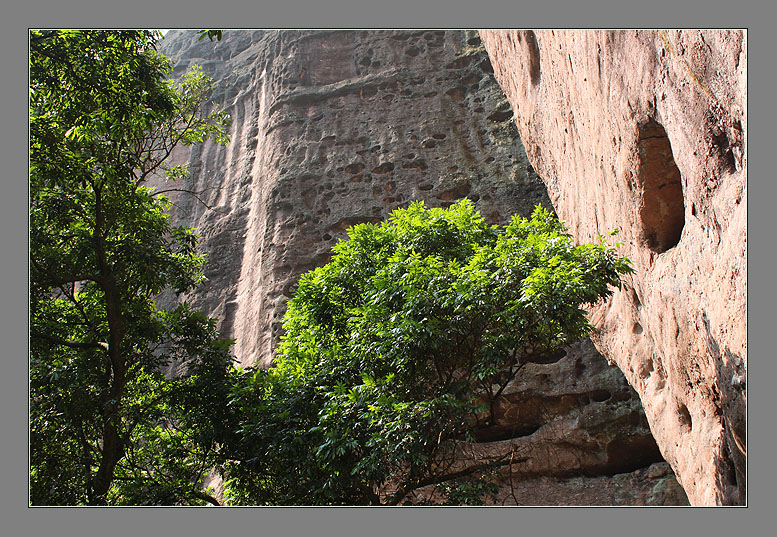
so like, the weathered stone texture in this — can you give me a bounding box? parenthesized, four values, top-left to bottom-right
(157, 30, 550, 368)
(463, 340, 687, 505)
(491, 462, 688, 506)
(154, 30, 687, 505)
(480, 29, 746, 505)
(389, 339, 686, 505)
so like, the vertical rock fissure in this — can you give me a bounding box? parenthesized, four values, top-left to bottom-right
(518, 30, 541, 87)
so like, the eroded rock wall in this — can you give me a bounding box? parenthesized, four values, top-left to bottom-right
(466, 340, 687, 505)
(480, 29, 746, 505)
(154, 30, 687, 505)
(158, 30, 550, 368)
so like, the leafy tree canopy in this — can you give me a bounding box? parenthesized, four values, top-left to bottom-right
(30, 29, 232, 505)
(29, 29, 633, 506)
(219, 200, 633, 505)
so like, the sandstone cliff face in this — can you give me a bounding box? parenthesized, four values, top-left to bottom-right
(159, 29, 550, 369)
(155, 30, 687, 505)
(480, 29, 746, 505)
(466, 340, 686, 505)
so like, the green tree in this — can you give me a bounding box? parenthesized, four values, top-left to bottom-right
(30, 29, 232, 505)
(219, 200, 633, 505)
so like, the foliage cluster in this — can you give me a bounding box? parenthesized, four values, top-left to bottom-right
(30, 29, 231, 505)
(219, 200, 632, 505)
(29, 30, 632, 506)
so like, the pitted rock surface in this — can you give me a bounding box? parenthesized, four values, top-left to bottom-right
(480, 29, 746, 505)
(153, 30, 686, 505)
(157, 30, 550, 368)
(490, 463, 688, 506)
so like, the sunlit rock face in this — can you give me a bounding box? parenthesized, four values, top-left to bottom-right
(157, 29, 550, 369)
(481, 29, 746, 505)
(153, 30, 688, 505)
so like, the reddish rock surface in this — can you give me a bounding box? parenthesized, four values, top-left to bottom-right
(157, 30, 550, 369)
(455, 340, 688, 506)
(490, 462, 688, 506)
(153, 30, 688, 505)
(480, 29, 746, 505)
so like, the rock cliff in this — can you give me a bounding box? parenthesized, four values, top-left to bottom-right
(155, 30, 688, 505)
(480, 29, 746, 505)
(158, 29, 550, 369)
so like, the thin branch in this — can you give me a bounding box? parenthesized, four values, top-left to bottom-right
(134, 104, 202, 187)
(489, 354, 527, 423)
(30, 255, 103, 287)
(384, 456, 525, 506)
(192, 490, 221, 506)
(57, 282, 104, 341)
(31, 330, 109, 352)
(153, 187, 214, 210)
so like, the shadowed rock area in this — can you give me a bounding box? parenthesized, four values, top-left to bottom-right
(153, 30, 688, 505)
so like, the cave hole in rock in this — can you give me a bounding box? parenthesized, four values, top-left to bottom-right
(610, 389, 635, 403)
(445, 86, 467, 101)
(344, 162, 364, 175)
(677, 401, 693, 432)
(372, 162, 395, 174)
(487, 109, 514, 122)
(637, 119, 685, 253)
(712, 127, 736, 172)
(589, 389, 612, 403)
(479, 58, 494, 74)
(600, 436, 665, 476)
(445, 56, 473, 70)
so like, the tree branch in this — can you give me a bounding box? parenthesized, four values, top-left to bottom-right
(192, 490, 222, 506)
(383, 456, 525, 506)
(153, 187, 214, 210)
(134, 104, 202, 187)
(31, 331, 109, 352)
(30, 254, 103, 287)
